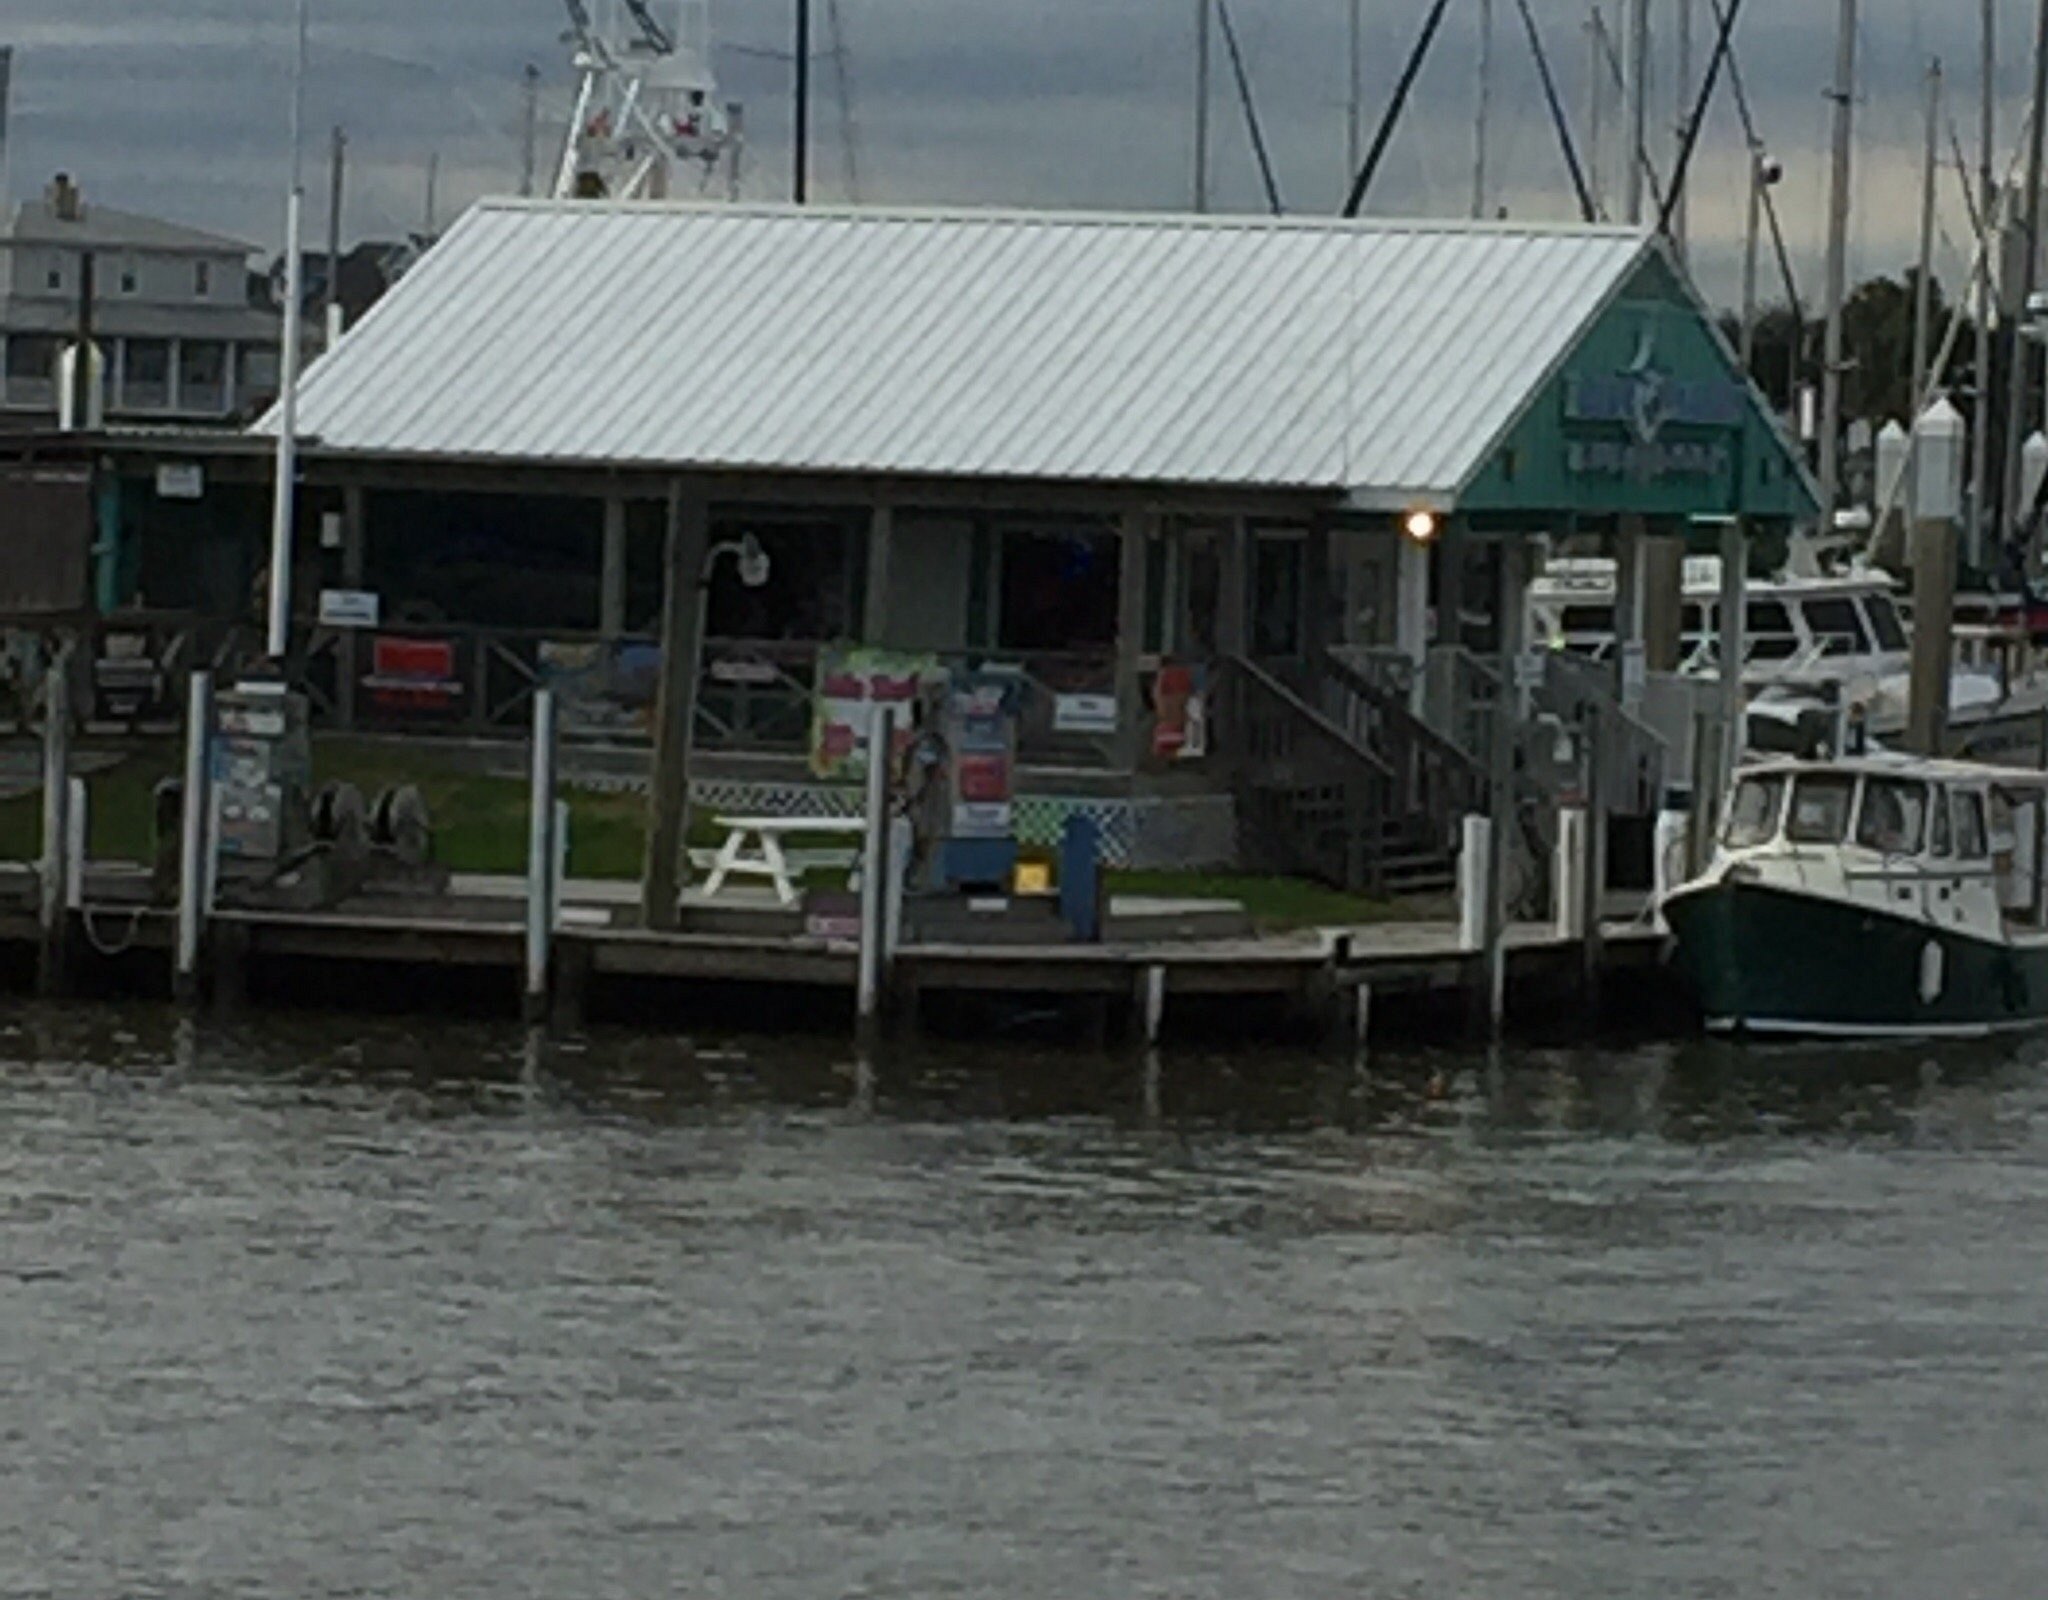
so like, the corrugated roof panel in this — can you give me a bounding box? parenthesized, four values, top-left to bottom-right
(281, 202, 1654, 496)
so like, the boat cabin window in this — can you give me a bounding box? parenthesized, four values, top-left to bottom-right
(1929, 785, 1953, 857)
(1855, 777, 1928, 854)
(1863, 593, 1908, 652)
(1745, 599, 1800, 662)
(1786, 774, 1858, 844)
(1803, 597, 1873, 658)
(1954, 790, 1989, 860)
(1724, 774, 1787, 848)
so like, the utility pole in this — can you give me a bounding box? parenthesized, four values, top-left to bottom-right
(2003, 0, 2048, 561)
(1671, 0, 1693, 260)
(1472, 0, 1495, 218)
(1969, 0, 1996, 567)
(1816, 0, 1857, 529)
(520, 64, 541, 198)
(1622, 0, 1651, 223)
(1196, 0, 1213, 211)
(793, 0, 811, 203)
(325, 125, 345, 347)
(424, 150, 439, 238)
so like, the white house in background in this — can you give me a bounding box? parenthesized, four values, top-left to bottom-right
(0, 173, 285, 428)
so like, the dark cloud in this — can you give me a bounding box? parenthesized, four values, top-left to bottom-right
(0, 0, 2024, 305)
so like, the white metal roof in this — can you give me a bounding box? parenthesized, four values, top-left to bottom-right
(278, 200, 1659, 503)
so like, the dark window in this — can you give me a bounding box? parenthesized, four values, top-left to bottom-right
(1954, 791, 1990, 860)
(1855, 778, 1927, 854)
(4, 335, 58, 381)
(45, 265, 62, 292)
(1560, 604, 1614, 635)
(120, 265, 138, 295)
(1863, 594, 1908, 652)
(1787, 774, 1857, 844)
(1929, 786, 1953, 857)
(998, 526, 1119, 652)
(1252, 532, 1306, 657)
(195, 261, 213, 297)
(1746, 599, 1799, 662)
(1725, 775, 1786, 848)
(1803, 597, 1872, 656)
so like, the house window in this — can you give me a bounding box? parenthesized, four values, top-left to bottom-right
(120, 263, 139, 295)
(195, 261, 212, 298)
(45, 263, 63, 293)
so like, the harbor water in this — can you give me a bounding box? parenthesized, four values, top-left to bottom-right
(7, 1007, 2048, 1596)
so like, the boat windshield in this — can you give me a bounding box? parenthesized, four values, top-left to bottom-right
(1725, 774, 1787, 848)
(1863, 593, 1909, 652)
(1855, 777, 1929, 854)
(1786, 773, 1858, 844)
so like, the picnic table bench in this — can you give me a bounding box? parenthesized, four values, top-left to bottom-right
(699, 814, 868, 905)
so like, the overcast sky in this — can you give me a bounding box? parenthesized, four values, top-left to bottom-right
(0, 0, 2035, 309)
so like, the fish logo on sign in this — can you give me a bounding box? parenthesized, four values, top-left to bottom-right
(1625, 322, 1672, 446)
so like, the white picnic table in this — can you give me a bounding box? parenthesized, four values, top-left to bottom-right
(699, 814, 868, 905)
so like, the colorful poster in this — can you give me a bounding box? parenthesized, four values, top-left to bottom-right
(810, 646, 945, 779)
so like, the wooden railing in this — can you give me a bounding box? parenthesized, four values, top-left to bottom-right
(1296, 650, 1488, 873)
(1220, 656, 1399, 895)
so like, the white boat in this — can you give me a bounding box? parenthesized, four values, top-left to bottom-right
(1528, 557, 2048, 764)
(1663, 753, 2048, 1038)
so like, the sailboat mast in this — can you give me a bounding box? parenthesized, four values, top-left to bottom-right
(2002, 0, 2048, 560)
(1671, 0, 1692, 260)
(1622, 0, 1650, 222)
(1346, 0, 1364, 180)
(1912, 60, 1941, 425)
(1195, 0, 1212, 212)
(1473, 0, 1495, 218)
(1969, 0, 1996, 567)
(1816, 0, 1857, 529)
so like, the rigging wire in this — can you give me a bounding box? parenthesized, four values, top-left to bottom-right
(1658, 0, 1747, 235)
(1702, 0, 1804, 325)
(1342, 0, 1454, 217)
(1215, 0, 1284, 214)
(1510, 0, 1598, 222)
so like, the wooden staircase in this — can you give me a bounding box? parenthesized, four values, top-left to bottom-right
(1220, 655, 1486, 897)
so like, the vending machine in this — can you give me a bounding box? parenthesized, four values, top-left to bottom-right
(937, 668, 1021, 891)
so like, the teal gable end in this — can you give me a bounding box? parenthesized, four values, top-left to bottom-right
(1456, 252, 1816, 527)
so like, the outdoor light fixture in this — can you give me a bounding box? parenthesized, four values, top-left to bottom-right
(736, 532, 771, 589)
(1403, 510, 1440, 544)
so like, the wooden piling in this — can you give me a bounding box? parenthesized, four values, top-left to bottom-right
(36, 641, 73, 997)
(641, 484, 711, 931)
(524, 687, 558, 1026)
(174, 671, 214, 1004)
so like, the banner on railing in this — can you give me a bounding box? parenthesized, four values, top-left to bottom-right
(538, 639, 660, 737)
(811, 645, 945, 779)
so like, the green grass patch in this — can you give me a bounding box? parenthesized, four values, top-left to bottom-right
(0, 741, 1442, 927)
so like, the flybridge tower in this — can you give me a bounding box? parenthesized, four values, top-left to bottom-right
(555, 0, 737, 200)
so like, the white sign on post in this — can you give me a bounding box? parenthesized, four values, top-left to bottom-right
(318, 589, 381, 628)
(156, 463, 204, 500)
(1054, 693, 1119, 735)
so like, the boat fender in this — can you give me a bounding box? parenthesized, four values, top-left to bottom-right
(1918, 940, 1945, 1007)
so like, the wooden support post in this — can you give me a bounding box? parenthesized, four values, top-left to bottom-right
(525, 687, 558, 1025)
(175, 671, 214, 1003)
(1582, 712, 1608, 1015)
(1717, 518, 1747, 786)
(1217, 516, 1250, 659)
(1483, 540, 1524, 1039)
(1140, 963, 1167, 1047)
(857, 702, 897, 1048)
(864, 502, 894, 641)
(1116, 509, 1156, 769)
(1642, 525, 1686, 674)
(600, 494, 629, 640)
(1908, 517, 1959, 755)
(1614, 514, 1647, 712)
(335, 485, 367, 731)
(641, 484, 711, 931)
(38, 640, 73, 998)
(65, 777, 87, 915)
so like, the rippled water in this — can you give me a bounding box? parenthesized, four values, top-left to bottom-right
(6, 1007, 2048, 1597)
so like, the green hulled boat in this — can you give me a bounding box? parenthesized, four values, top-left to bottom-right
(1664, 756, 2048, 1039)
